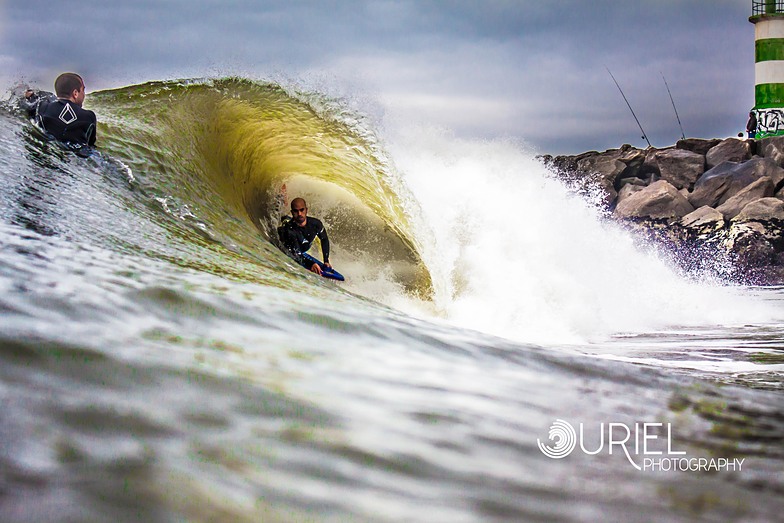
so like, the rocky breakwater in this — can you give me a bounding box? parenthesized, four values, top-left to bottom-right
(541, 137, 784, 284)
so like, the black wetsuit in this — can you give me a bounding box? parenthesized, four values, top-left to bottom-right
(277, 216, 330, 269)
(747, 113, 758, 139)
(23, 91, 97, 146)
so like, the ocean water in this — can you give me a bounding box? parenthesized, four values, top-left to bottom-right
(1, 78, 783, 522)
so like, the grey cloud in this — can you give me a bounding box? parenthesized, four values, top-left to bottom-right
(0, 0, 760, 154)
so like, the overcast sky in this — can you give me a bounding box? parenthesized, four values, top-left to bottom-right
(1, 0, 755, 154)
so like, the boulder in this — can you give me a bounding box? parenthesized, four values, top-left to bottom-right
(715, 176, 775, 220)
(615, 180, 694, 220)
(724, 222, 777, 283)
(576, 154, 626, 179)
(732, 199, 784, 255)
(688, 159, 777, 208)
(756, 136, 784, 167)
(617, 146, 646, 164)
(618, 176, 647, 189)
(544, 149, 600, 176)
(705, 138, 753, 169)
(733, 157, 784, 187)
(616, 183, 645, 204)
(681, 205, 725, 234)
(615, 147, 646, 183)
(734, 197, 784, 223)
(543, 154, 577, 174)
(654, 148, 705, 189)
(576, 154, 625, 203)
(639, 148, 663, 180)
(676, 138, 722, 156)
(688, 161, 742, 208)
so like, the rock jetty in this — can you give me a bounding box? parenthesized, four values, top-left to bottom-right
(540, 137, 784, 284)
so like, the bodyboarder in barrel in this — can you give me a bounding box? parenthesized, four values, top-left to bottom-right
(277, 197, 342, 280)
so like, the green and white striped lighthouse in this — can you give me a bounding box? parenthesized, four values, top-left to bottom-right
(751, 0, 784, 137)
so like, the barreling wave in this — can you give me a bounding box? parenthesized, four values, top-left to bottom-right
(3, 77, 784, 523)
(87, 77, 431, 295)
(5, 76, 778, 344)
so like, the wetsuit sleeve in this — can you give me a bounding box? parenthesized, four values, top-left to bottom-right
(85, 110, 97, 146)
(20, 96, 39, 118)
(19, 91, 53, 118)
(318, 226, 330, 263)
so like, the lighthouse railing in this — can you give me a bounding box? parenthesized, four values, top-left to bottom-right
(753, 0, 784, 16)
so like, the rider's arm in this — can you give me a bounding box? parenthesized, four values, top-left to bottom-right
(317, 226, 330, 265)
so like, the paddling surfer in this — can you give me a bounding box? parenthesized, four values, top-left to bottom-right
(277, 197, 332, 275)
(22, 73, 97, 146)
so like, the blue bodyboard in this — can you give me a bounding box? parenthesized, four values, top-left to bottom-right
(302, 253, 345, 281)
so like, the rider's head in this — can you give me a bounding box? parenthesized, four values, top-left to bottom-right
(290, 198, 308, 225)
(55, 73, 86, 105)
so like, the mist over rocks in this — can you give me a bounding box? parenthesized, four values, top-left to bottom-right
(540, 137, 784, 284)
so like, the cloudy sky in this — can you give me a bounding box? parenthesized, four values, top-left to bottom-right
(1, 0, 755, 154)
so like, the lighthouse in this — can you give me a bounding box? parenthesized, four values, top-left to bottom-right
(751, 0, 784, 137)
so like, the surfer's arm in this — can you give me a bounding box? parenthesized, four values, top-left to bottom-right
(19, 90, 48, 118)
(85, 110, 97, 146)
(20, 91, 39, 118)
(317, 227, 330, 266)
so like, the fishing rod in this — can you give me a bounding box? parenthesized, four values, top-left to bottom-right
(606, 66, 652, 148)
(661, 72, 685, 140)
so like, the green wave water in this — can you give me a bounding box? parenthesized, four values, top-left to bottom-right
(90, 78, 430, 295)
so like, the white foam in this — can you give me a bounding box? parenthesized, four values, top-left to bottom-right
(367, 125, 783, 345)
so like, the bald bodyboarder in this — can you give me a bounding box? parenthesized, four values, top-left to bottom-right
(277, 197, 343, 279)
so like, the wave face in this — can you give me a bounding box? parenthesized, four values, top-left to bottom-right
(20, 77, 777, 343)
(1, 78, 783, 522)
(89, 78, 431, 295)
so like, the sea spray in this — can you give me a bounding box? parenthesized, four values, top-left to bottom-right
(379, 125, 778, 344)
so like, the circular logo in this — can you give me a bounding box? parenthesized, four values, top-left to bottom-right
(538, 419, 577, 459)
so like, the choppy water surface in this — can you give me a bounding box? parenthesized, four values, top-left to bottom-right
(1, 79, 782, 522)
